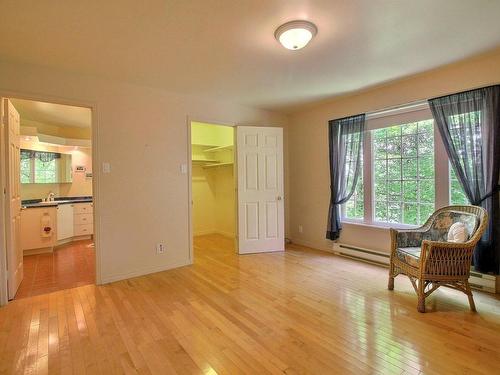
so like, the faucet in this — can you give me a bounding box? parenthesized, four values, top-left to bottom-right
(47, 192, 55, 202)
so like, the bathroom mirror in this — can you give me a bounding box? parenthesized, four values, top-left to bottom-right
(20, 149, 73, 184)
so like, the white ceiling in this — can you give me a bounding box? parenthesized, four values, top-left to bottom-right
(11, 98, 91, 128)
(2, 1, 500, 111)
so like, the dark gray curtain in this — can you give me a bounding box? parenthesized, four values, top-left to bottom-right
(326, 114, 365, 240)
(429, 85, 500, 274)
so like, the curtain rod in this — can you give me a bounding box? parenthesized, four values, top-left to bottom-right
(365, 99, 428, 120)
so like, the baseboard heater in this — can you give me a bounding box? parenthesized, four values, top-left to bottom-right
(333, 243, 497, 294)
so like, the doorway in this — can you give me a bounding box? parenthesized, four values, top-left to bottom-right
(1, 96, 97, 302)
(188, 121, 285, 261)
(190, 121, 237, 258)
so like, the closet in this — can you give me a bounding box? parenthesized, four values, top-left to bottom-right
(191, 122, 235, 238)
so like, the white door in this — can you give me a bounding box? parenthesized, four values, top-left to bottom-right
(237, 126, 284, 254)
(3, 99, 22, 299)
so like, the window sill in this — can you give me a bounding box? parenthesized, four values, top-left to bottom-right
(341, 218, 419, 230)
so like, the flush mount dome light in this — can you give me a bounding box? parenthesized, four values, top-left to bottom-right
(275, 20, 317, 50)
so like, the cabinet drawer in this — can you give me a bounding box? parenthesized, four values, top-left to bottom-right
(74, 224, 93, 236)
(74, 203, 93, 215)
(74, 213, 93, 225)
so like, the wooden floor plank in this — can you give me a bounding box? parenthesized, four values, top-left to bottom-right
(1, 234, 500, 374)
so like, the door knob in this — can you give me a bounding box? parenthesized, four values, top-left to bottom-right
(277, 196, 282, 201)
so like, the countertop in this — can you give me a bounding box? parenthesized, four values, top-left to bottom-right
(22, 196, 93, 209)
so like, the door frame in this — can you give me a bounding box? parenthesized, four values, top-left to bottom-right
(186, 116, 237, 263)
(0, 90, 102, 306)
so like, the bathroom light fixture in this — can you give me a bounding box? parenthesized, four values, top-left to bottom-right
(275, 20, 317, 50)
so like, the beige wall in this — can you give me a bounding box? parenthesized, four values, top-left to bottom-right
(0, 60, 289, 283)
(288, 47, 500, 254)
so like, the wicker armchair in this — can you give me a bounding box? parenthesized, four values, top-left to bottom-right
(388, 205, 488, 313)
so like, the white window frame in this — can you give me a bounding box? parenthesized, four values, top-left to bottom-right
(342, 101, 453, 228)
(20, 153, 59, 184)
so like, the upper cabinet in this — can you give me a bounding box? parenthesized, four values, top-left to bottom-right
(20, 149, 72, 184)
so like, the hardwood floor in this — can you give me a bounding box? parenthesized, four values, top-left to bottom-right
(15, 240, 95, 300)
(1, 234, 500, 374)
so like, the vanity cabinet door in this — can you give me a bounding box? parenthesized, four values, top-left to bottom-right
(57, 204, 74, 240)
(21, 207, 58, 250)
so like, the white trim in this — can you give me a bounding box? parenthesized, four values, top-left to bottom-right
(100, 259, 190, 284)
(366, 101, 432, 131)
(0, 100, 7, 306)
(342, 220, 418, 231)
(366, 100, 428, 120)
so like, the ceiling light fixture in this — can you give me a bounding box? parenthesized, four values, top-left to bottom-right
(275, 20, 317, 50)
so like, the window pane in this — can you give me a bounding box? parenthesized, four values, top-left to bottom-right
(450, 166, 469, 205)
(34, 158, 58, 183)
(21, 158, 32, 183)
(373, 120, 435, 225)
(344, 141, 364, 220)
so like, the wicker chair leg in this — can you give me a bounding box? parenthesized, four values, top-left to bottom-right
(388, 264, 394, 290)
(417, 279, 426, 313)
(464, 281, 476, 312)
(388, 276, 394, 291)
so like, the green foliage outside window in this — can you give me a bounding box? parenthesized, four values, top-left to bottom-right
(373, 120, 435, 225)
(20, 158, 31, 183)
(34, 159, 57, 183)
(20, 152, 58, 184)
(450, 167, 469, 205)
(345, 150, 364, 219)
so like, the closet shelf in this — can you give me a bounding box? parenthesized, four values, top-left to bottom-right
(202, 162, 234, 169)
(192, 159, 220, 164)
(203, 145, 233, 153)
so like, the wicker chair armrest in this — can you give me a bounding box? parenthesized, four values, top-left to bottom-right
(421, 239, 476, 250)
(391, 227, 429, 248)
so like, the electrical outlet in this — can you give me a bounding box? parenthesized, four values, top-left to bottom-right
(156, 243, 166, 254)
(298, 225, 303, 234)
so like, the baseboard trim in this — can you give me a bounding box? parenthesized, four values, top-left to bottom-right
(194, 230, 235, 239)
(289, 238, 334, 253)
(100, 259, 191, 284)
(23, 247, 53, 256)
(291, 239, 498, 294)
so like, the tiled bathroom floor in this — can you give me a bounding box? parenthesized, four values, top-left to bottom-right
(15, 239, 95, 299)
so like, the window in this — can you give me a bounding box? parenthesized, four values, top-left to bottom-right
(372, 120, 435, 225)
(34, 158, 58, 183)
(20, 149, 60, 184)
(342, 103, 468, 227)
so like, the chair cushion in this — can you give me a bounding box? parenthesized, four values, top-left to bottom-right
(395, 247, 421, 268)
(427, 211, 479, 242)
(447, 222, 469, 243)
